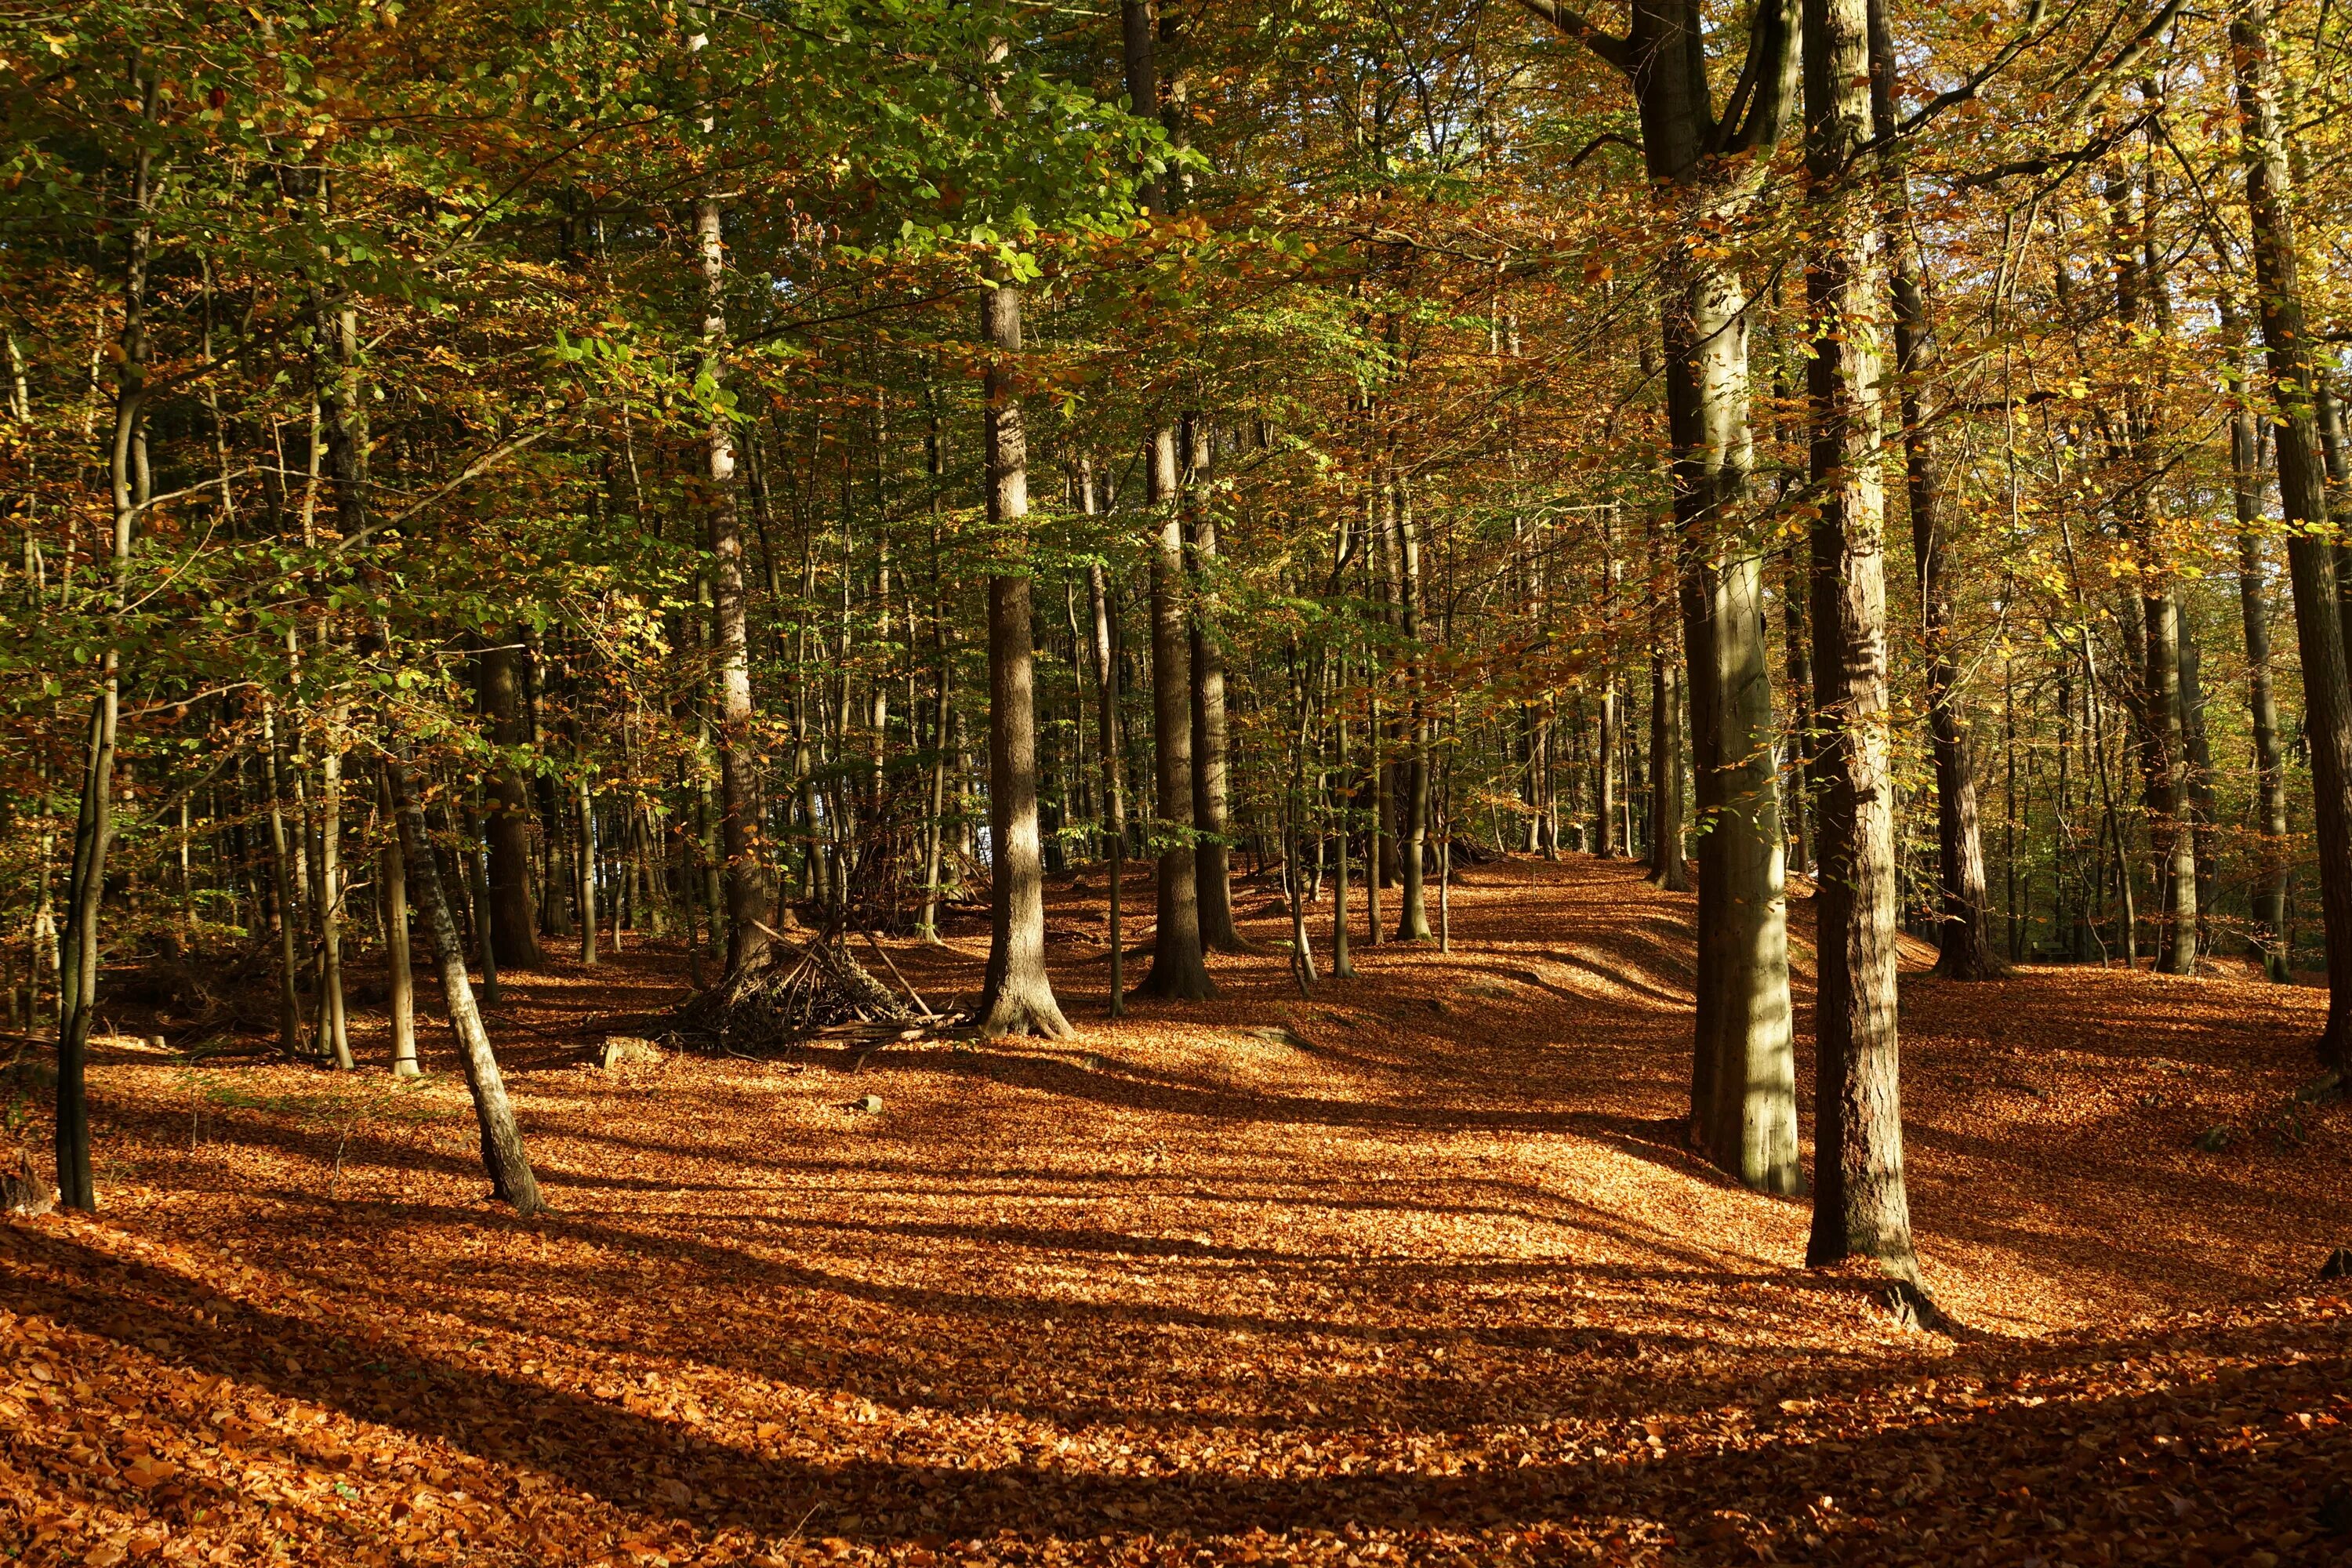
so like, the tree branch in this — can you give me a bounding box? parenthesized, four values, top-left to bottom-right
(1514, 0, 1632, 75)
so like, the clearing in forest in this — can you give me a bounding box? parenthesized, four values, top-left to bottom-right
(2, 856, 2347, 1566)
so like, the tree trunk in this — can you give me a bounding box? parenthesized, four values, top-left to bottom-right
(1869, 0, 2002, 979)
(379, 769, 419, 1077)
(972, 273, 1072, 1037)
(1390, 470, 1433, 938)
(1187, 416, 1244, 949)
(698, 188, 768, 974)
(57, 98, 151, 1210)
(1083, 465, 1128, 1015)
(2225, 301, 2292, 980)
(384, 748, 542, 1214)
(2235, 1, 2352, 1069)
(477, 639, 543, 969)
(1137, 423, 1214, 999)
(1806, 0, 1917, 1277)
(1647, 647, 1690, 890)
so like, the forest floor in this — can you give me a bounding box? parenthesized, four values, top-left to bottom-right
(3, 855, 2349, 1567)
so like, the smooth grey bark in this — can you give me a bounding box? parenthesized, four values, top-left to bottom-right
(1647, 647, 1690, 890)
(1136, 425, 1214, 999)
(1389, 470, 1433, 938)
(2235, 2, 2352, 1069)
(1186, 417, 1243, 949)
(260, 702, 307, 1053)
(972, 274, 1072, 1038)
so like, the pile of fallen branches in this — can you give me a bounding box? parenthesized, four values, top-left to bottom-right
(671, 925, 940, 1053)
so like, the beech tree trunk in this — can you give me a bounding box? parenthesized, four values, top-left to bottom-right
(1391, 470, 1433, 939)
(1138, 423, 1214, 999)
(972, 273, 1072, 1038)
(2235, 2, 2352, 1069)
(385, 747, 543, 1214)
(1806, 0, 1917, 1277)
(1187, 416, 1243, 949)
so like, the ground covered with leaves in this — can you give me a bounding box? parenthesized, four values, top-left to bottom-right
(4, 858, 2348, 1565)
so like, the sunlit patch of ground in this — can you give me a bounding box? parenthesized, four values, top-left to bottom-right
(3, 855, 2346, 1565)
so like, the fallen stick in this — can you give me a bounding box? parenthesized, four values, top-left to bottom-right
(859, 930, 937, 1018)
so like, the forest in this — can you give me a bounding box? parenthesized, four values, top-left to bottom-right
(2, 0, 2350, 1563)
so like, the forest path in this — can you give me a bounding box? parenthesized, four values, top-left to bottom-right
(3, 855, 2346, 1565)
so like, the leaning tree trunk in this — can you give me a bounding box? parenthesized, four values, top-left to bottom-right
(971, 272, 1073, 1038)
(384, 746, 543, 1214)
(2236, 1, 2352, 1070)
(1870, 0, 2002, 979)
(1807, 0, 1918, 1279)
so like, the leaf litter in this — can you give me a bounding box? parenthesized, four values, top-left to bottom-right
(2, 858, 2347, 1566)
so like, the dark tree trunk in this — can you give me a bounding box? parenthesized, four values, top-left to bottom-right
(1137, 423, 1214, 1000)
(2224, 301, 2292, 980)
(1869, 1, 2003, 980)
(477, 638, 543, 969)
(2235, 2, 2352, 1069)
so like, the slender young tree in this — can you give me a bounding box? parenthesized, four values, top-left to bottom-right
(1868, 0, 2002, 979)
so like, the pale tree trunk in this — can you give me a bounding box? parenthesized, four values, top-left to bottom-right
(1869, 0, 2002, 979)
(1647, 646, 1689, 890)
(2223, 298, 2291, 981)
(1595, 506, 1620, 858)
(1806, 0, 1917, 1279)
(57, 78, 152, 1210)
(2235, 2, 2352, 1069)
(260, 702, 307, 1052)
(384, 747, 543, 1214)
(691, 35, 768, 972)
(1082, 461, 1128, 1014)
(378, 770, 419, 1076)
(1187, 416, 1244, 949)
(971, 263, 1072, 1037)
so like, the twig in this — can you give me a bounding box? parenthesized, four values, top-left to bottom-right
(859, 930, 936, 1018)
